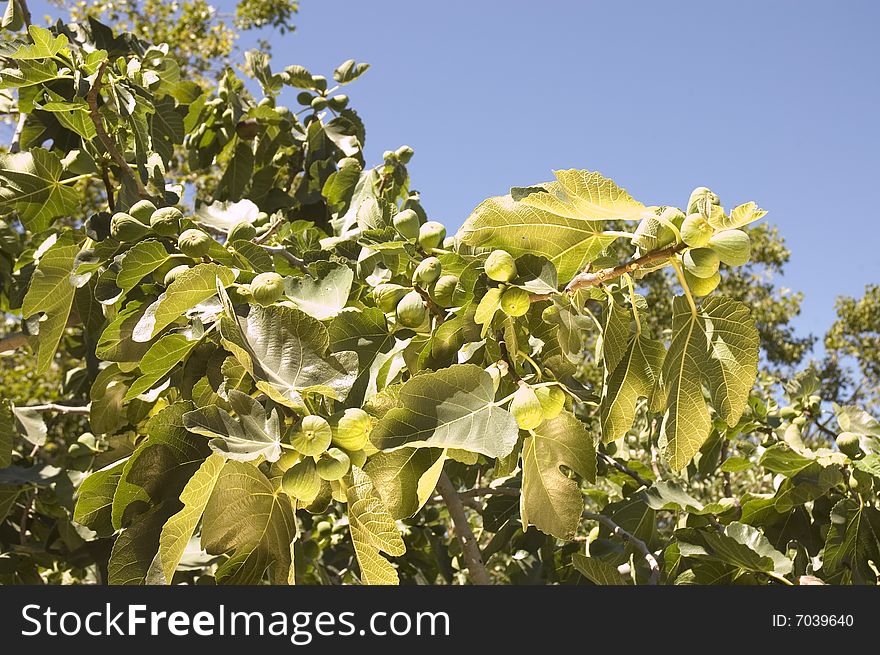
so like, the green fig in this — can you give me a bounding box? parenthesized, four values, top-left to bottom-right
(347, 448, 368, 469)
(682, 248, 720, 278)
(500, 287, 531, 317)
(683, 269, 721, 296)
(282, 458, 322, 502)
(418, 221, 446, 250)
(431, 274, 459, 307)
(510, 385, 544, 430)
(150, 206, 183, 237)
(373, 283, 409, 313)
(708, 229, 751, 266)
(484, 249, 518, 282)
(395, 290, 428, 328)
(228, 221, 257, 242)
(178, 228, 212, 258)
(687, 187, 720, 215)
(163, 264, 190, 286)
(849, 469, 873, 494)
(332, 408, 373, 451)
(291, 415, 333, 457)
(251, 271, 285, 306)
(395, 145, 414, 164)
(129, 199, 157, 223)
(316, 447, 351, 481)
(836, 432, 862, 458)
(413, 257, 442, 285)
(110, 212, 151, 241)
(328, 94, 349, 110)
(535, 386, 565, 420)
(393, 208, 421, 240)
(311, 96, 328, 110)
(680, 213, 713, 247)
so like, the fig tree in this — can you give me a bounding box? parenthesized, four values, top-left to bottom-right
(484, 249, 517, 282)
(251, 271, 285, 306)
(500, 287, 531, 317)
(396, 290, 428, 328)
(413, 257, 442, 284)
(150, 206, 183, 237)
(418, 221, 446, 250)
(393, 208, 420, 240)
(178, 228, 212, 258)
(708, 229, 751, 266)
(510, 385, 544, 430)
(291, 415, 333, 457)
(683, 248, 720, 278)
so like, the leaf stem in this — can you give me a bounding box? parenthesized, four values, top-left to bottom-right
(624, 273, 641, 336)
(670, 258, 697, 317)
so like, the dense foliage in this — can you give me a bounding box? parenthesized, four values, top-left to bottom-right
(0, 4, 878, 585)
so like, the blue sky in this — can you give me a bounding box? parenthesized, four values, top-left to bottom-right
(35, 1, 880, 344)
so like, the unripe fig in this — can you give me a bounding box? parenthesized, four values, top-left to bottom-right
(282, 458, 321, 502)
(683, 269, 721, 296)
(254, 211, 270, 227)
(338, 157, 360, 170)
(332, 408, 373, 451)
(316, 447, 351, 481)
(431, 274, 459, 307)
(296, 91, 313, 105)
(535, 386, 565, 420)
(393, 208, 420, 240)
(163, 264, 190, 286)
(836, 432, 863, 458)
(347, 448, 367, 469)
(687, 186, 720, 215)
(275, 450, 300, 473)
(484, 249, 517, 282)
(708, 229, 751, 266)
(235, 118, 259, 140)
(150, 206, 183, 237)
(500, 287, 531, 317)
(111, 212, 151, 241)
(311, 96, 328, 110)
(680, 213, 713, 247)
(372, 283, 409, 313)
(510, 385, 544, 430)
(849, 469, 873, 494)
(413, 257, 442, 284)
(311, 75, 328, 91)
(291, 415, 333, 457)
(251, 271, 285, 306)
(541, 304, 559, 323)
(633, 207, 684, 252)
(682, 247, 720, 278)
(778, 406, 798, 419)
(227, 221, 257, 242)
(418, 221, 446, 250)
(178, 228, 212, 258)
(395, 290, 428, 328)
(129, 199, 157, 223)
(328, 94, 349, 110)
(395, 145, 414, 163)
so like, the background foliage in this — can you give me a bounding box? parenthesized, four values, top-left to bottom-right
(0, 0, 877, 585)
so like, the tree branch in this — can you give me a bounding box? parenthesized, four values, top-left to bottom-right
(9, 111, 27, 153)
(436, 471, 491, 585)
(87, 61, 150, 199)
(582, 510, 660, 584)
(0, 331, 29, 353)
(259, 244, 307, 270)
(413, 284, 446, 325)
(21, 403, 91, 415)
(599, 452, 653, 488)
(530, 242, 687, 302)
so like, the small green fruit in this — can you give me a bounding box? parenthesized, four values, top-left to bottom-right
(296, 91, 313, 106)
(395, 290, 428, 328)
(682, 248, 720, 279)
(778, 406, 799, 419)
(311, 75, 328, 91)
(413, 257, 442, 285)
(708, 229, 751, 266)
(395, 145, 414, 163)
(235, 118, 259, 140)
(535, 386, 565, 420)
(129, 199, 157, 223)
(687, 187, 721, 215)
(418, 221, 446, 250)
(150, 207, 183, 237)
(510, 385, 544, 430)
(393, 208, 421, 240)
(541, 304, 559, 323)
(291, 415, 333, 457)
(110, 212, 151, 241)
(328, 94, 349, 110)
(632, 207, 684, 252)
(178, 228, 212, 258)
(311, 96, 328, 110)
(332, 408, 373, 451)
(275, 450, 300, 472)
(484, 249, 518, 282)
(373, 283, 409, 313)
(680, 213, 713, 247)
(163, 264, 190, 286)
(432, 274, 459, 307)
(849, 469, 873, 494)
(683, 269, 721, 296)
(836, 432, 863, 458)
(500, 287, 531, 317)
(251, 272, 285, 306)
(228, 221, 257, 242)
(316, 447, 351, 481)
(282, 458, 321, 502)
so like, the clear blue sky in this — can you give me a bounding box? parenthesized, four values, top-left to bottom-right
(35, 1, 880, 345)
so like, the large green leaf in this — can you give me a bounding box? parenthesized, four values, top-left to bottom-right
(0, 400, 14, 467)
(73, 460, 126, 537)
(364, 447, 446, 519)
(124, 333, 200, 400)
(600, 334, 665, 442)
(219, 288, 358, 412)
(157, 453, 226, 583)
(676, 522, 792, 577)
(201, 460, 297, 585)
(183, 390, 282, 463)
(133, 263, 234, 342)
(107, 501, 178, 585)
(821, 498, 880, 584)
(0, 148, 80, 232)
(515, 169, 648, 221)
(5, 25, 68, 60)
(572, 553, 631, 585)
(521, 410, 596, 540)
(345, 467, 406, 585)
(22, 233, 80, 373)
(284, 261, 353, 320)
(370, 363, 519, 458)
(707, 201, 767, 230)
(115, 240, 170, 297)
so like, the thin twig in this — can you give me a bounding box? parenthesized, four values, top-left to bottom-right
(260, 245, 307, 270)
(436, 471, 491, 585)
(87, 61, 150, 198)
(9, 111, 27, 153)
(582, 510, 660, 584)
(100, 162, 116, 212)
(254, 217, 285, 244)
(459, 487, 520, 499)
(413, 284, 446, 325)
(20, 403, 91, 415)
(599, 452, 653, 488)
